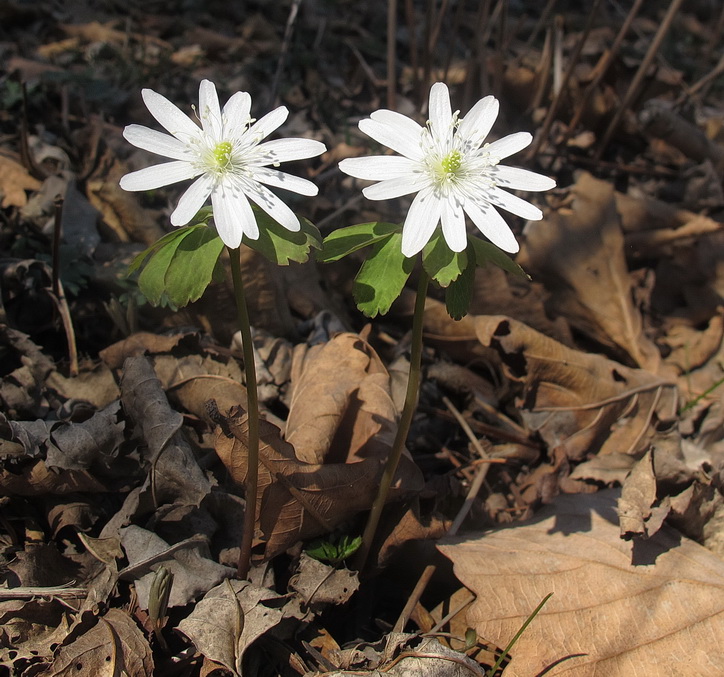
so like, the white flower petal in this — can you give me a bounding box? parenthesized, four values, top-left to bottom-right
(440, 197, 467, 252)
(492, 165, 557, 191)
(211, 183, 257, 247)
(123, 125, 193, 161)
(428, 82, 453, 140)
(141, 88, 200, 141)
(457, 95, 498, 151)
(223, 91, 252, 138)
(339, 156, 417, 181)
(247, 106, 289, 142)
(199, 79, 222, 140)
(401, 188, 443, 257)
(170, 174, 214, 226)
(119, 161, 200, 191)
(464, 198, 519, 253)
(244, 181, 300, 232)
(489, 186, 543, 221)
(484, 132, 532, 160)
(362, 175, 428, 200)
(250, 166, 318, 196)
(360, 112, 425, 160)
(253, 138, 326, 164)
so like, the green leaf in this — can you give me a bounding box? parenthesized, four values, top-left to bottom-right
(243, 208, 321, 265)
(470, 236, 528, 278)
(164, 226, 225, 306)
(305, 534, 362, 565)
(132, 224, 224, 307)
(128, 227, 189, 277)
(445, 249, 475, 320)
(318, 222, 400, 263)
(353, 232, 414, 317)
(337, 534, 362, 560)
(422, 229, 468, 287)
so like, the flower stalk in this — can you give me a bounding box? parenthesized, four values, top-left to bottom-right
(228, 245, 260, 580)
(355, 270, 429, 570)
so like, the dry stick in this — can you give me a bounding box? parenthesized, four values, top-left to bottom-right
(355, 272, 429, 571)
(678, 52, 724, 103)
(427, 0, 450, 65)
(443, 396, 492, 537)
(404, 0, 420, 105)
(269, 0, 303, 108)
(393, 563, 437, 633)
(594, 0, 686, 161)
(526, 0, 603, 161)
(387, 0, 397, 110)
(563, 0, 644, 144)
(468, 0, 491, 107)
(442, 0, 466, 93)
(50, 198, 79, 376)
(520, 0, 558, 56)
(228, 246, 260, 580)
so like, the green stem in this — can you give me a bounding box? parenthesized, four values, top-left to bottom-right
(355, 270, 429, 570)
(228, 246, 260, 580)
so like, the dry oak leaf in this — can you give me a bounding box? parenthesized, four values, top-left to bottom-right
(177, 579, 303, 676)
(520, 171, 661, 372)
(46, 608, 153, 677)
(477, 315, 677, 462)
(214, 409, 385, 560)
(287, 332, 400, 465)
(439, 489, 724, 677)
(0, 154, 41, 208)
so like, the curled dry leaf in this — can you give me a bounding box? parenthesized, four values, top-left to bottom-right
(120, 356, 211, 506)
(476, 315, 677, 462)
(520, 172, 661, 372)
(286, 332, 400, 465)
(438, 490, 724, 677)
(213, 409, 385, 560)
(118, 525, 234, 609)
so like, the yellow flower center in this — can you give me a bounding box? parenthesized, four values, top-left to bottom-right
(212, 141, 233, 169)
(441, 149, 462, 176)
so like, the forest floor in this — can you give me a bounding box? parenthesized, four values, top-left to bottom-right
(1, 1, 724, 675)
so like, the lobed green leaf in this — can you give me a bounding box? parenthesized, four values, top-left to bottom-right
(422, 229, 468, 287)
(470, 236, 528, 278)
(445, 247, 476, 320)
(243, 208, 322, 265)
(132, 224, 225, 308)
(353, 232, 414, 317)
(318, 222, 400, 263)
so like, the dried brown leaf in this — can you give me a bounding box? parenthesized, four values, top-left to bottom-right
(46, 608, 153, 677)
(521, 172, 661, 371)
(177, 579, 302, 676)
(214, 410, 382, 559)
(476, 315, 677, 462)
(439, 490, 724, 677)
(0, 154, 41, 208)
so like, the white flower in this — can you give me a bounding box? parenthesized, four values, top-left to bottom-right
(339, 82, 555, 257)
(120, 80, 326, 248)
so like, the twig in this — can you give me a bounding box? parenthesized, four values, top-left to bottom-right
(393, 563, 437, 632)
(270, 0, 303, 108)
(526, 0, 603, 160)
(404, 0, 420, 105)
(387, 0, 397, 110)
(0, 584, 87, 600)
(564, 0, 644, 141)
(428, 591, 475, 633)
(595, 0, 686, 160)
